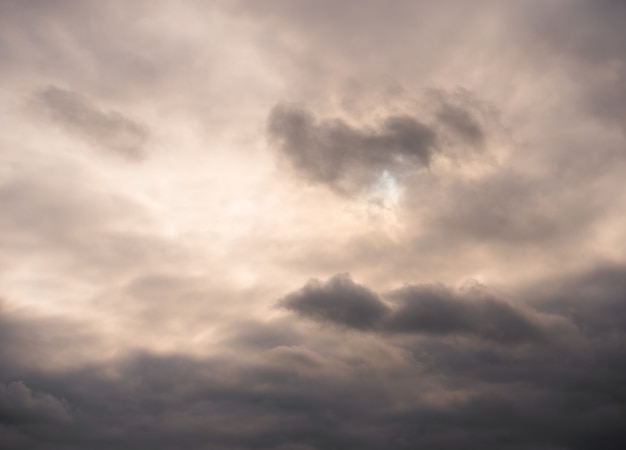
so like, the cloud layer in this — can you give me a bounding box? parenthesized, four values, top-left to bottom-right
(1, 266, 625, 449)
(1, 0, 626, 449)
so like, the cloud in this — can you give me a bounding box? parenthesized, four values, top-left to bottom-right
(0, 264, 625, 449)
(527, 263, 626, 337)
(268, 103, 438, 194)
(523, 0, 626, 132)
(0, 381, 72, 424)
(266, 89, 495, 196)
(424, 170, 606, 246)
(32, 86, 149, 160)
(386, 284, 545, 343)
(1, 1, 626, 449)
(0, 1, 181, 98)
(278, 273, 389, 330)
(429, 88, 492, 149)
(280, 274, 546, 344)
(0, 175, 179, 281)
(437, 102, 485, 147)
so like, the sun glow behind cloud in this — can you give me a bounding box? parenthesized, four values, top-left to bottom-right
(363, 169, 404, 229)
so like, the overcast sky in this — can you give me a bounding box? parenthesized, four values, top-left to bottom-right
(1, 1, 626, 448)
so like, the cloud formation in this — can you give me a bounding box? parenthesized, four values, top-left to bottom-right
(1, 0, 626, 449)
(33, 86, 149, 160)
(268, 104, 438, 194)
(279, 273, 390, 330)
(0, 381, 72, 425)
(0, 265, 625, 449)
(280, 274, 546, 344)
(267, 94, 491, 195)
(386, 284, 545, 343)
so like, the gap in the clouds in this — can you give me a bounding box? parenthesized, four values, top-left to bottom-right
(358, 169, 407, 234)
(369, 170, 401, 209)
(365, 169, 402, 213)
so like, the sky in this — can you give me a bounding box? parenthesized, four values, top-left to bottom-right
(1, 1, 626, 448)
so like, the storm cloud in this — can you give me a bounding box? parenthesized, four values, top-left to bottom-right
(280, 274, 547, 344)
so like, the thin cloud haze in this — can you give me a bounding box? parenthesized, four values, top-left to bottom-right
(33, 86, 149, 160)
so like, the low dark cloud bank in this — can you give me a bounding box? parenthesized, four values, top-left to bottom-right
(2, 266, 626, 449)
(0, 381, 72, 425)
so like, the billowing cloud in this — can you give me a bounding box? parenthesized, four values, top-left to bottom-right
(386, 284, 545, 343)
(268, 103, 438, 194)
(279, 273, 389, 330)
(280, 274, 546, 344)
(267, 95, 491, 194)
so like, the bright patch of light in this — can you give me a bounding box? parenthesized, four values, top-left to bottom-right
(369, 170, 402, 211)
(361, 170, 404, 229)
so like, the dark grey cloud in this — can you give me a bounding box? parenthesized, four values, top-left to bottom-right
(32, 86, 149, 160)
(0, 264, 625, 449)
(430, 88, 491, 149)
(268, 103, 438, 194)
(279, 274, 546, 344)
(0, 381, 72, 425)
(527, 263, 626, 337)
(267, 91, 494, 195)
(279, 273, 389, 330)
(386, 284, 545, 343)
